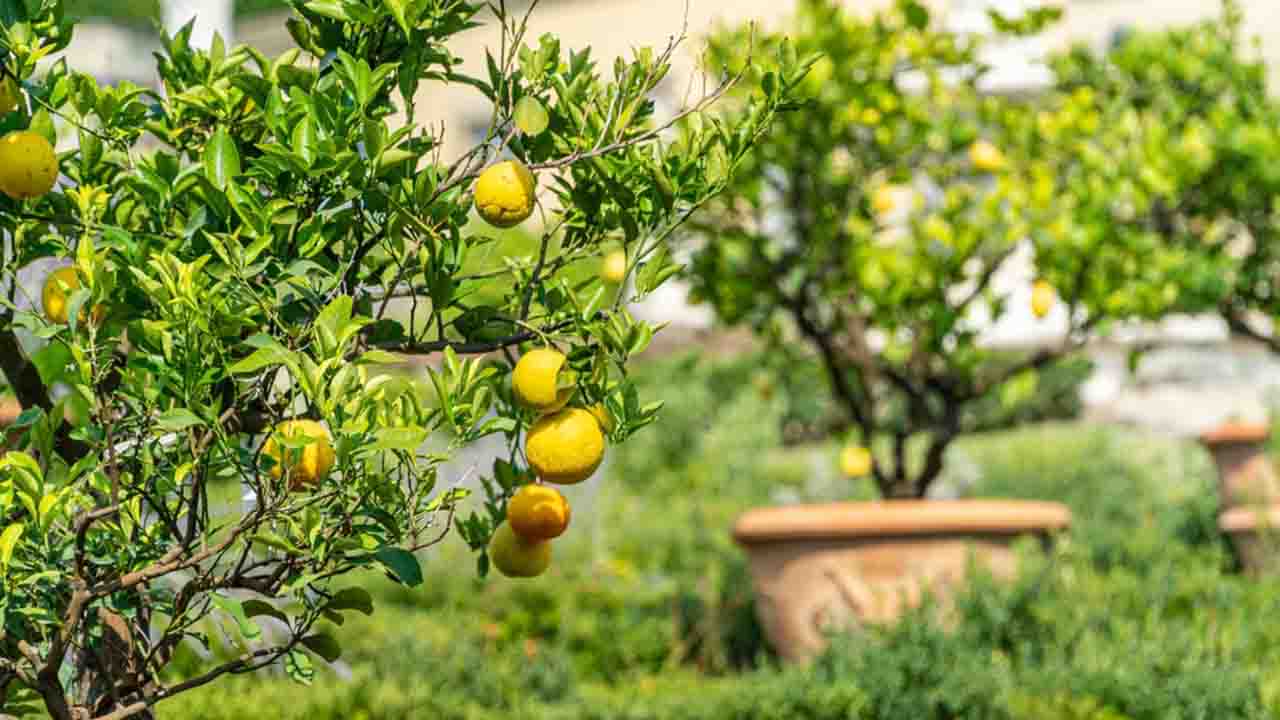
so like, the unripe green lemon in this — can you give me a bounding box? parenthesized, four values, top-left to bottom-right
(489, 521, 552, 578)
(0, 76, 21, 116)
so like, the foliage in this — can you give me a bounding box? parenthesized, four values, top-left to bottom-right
(119, 352, 1280, 720)
(684, 0, 1214, 499)
(1052, 1, 1280, 357)
(0, 0, 796, 717)
(65, 1, 288, 24)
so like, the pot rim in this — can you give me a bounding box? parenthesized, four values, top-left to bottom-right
(1220, 504, 1280, 533)
(1199, 422, 1270, 447)
(732, 499, 1071, 545)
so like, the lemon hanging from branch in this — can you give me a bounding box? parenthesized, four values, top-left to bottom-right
(474, 159, 537, 228)
(513, 348, 574, 413)
(488, 521, 552, 578)
(1031, 280, 1056, 320)
(526, 408, 605, 484)
(0, 130, 59, 200)
(508, 484, 571, 541)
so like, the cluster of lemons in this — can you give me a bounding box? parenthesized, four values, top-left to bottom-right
(0, 77, 97, 328)
(470, 160, 616, 578)
(488, 347, 610, 578)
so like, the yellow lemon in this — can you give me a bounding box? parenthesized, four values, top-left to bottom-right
(1031, 280, 1056, 320)
(0, 76, 20, 116)
(474, 160, 536, 228)
(42, 267, 81, 325)
(508, 483, 571, 541)
(488, 521, 552, 578)
(968, 140, 1006, 173)
(526, 408, 605, 484)
(601, 250, 627, 284)
(588, 403, 615, 434)
(0, 131, 58, 200)
(42, 267, 105, 326)
(262, 419, 335, 490)
(512, 348, 572, 413)
(840, 445, 873, 477)
(871, 184, 913, 217)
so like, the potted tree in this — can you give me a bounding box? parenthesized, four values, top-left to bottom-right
(0, 1, 795, 717)
(1053, 5, 1280, 571)
(688, 0, 1202, 660)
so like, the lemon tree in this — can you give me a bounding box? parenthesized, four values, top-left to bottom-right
(686, 0, 1200, 499)
(0, 0, 798, 717)
(1053, 3, 1277, 352)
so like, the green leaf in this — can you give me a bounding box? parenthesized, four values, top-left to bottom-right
(230, 345, 292, 375)
(241, 599, 290, 625)
(357, 349, 403, 365)
(0, 523, 23, 577)
(377, 148, 416, 175)
(28, 109, 55, 146)
(514, 96, 550, 136)
(155, 408, 205, 432)
(301, 633, 342, 662)
(382, 0, 411, 37)
(369, 426, 428, 452)
(204, 128, 241, 189)
(375, 547, 423, 587)
(292, 115, 317, 167)
(326, 587, 374, 615)
(211, 593, 262, 640)
(902, 0, 930, 30)
(304, 1, 350, 21)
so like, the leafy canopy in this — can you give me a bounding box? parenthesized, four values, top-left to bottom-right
(0, 0, 798, 717)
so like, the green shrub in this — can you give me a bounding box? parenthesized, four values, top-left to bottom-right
(152, 353, 1279, 719)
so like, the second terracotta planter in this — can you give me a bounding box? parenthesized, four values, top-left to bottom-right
(733, 499, 1071, 662)
(1199, 422, 1279, 509)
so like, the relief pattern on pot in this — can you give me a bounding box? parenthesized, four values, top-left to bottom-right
(748, 538, 1017, 661)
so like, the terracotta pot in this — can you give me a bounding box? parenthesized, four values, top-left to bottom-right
(1199, 422, 1278, 510)
(1220, 505, 1280, 575)
(732, 499, 1071, 662)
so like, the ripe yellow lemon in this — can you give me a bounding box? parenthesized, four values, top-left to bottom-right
(489, 521, 552, 578)
(839, 445, 873, 477)
(42, 267, 105, 326)
(0, 131, 59, 200)
(1031, 280, 1056, 319)
(474, 160, 536, 228)
(526, 407, 605, 484)
(0, 76, 20, 116)
(588, 403, 615, 434)
(512, 348, 572, 413)
(871, 185, 899, 216)
(968, 140, 1006, 173)
(601, 250, 627, 284)
(262, 419, 335, 490)
(508, 484, 571, 541)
